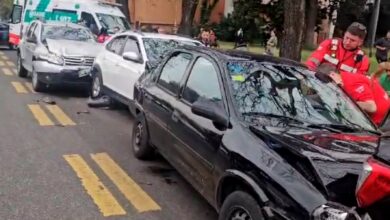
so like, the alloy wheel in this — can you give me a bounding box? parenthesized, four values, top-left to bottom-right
(17, 56, 21, 73)
(133, 122, 143, 152)
(32, 70, 38, 88)
(92, 76, 101, 98)
(229, 206, 252, 220)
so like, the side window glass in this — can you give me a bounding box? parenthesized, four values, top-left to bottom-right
(32, 24, 40, 41)
(182, 57, 222, 104)
(106, 36, 126, 55)
(158, 53, 192, 94)
(123, 38, 141, 56)
(81, 12, 98, 35)
(11, 5, 22, 24)
(26, 23, 35, 38)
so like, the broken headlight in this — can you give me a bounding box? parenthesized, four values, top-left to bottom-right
(312, 204, 361, 220)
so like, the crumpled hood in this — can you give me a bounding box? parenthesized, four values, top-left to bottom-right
(250, 125, 378, 191)
(46, 39, 102, 57)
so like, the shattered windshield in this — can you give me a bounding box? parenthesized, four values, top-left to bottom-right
(143, 38, 200, 64)
(227, 61, 375, 130)
(96, 13, 130, 34)
(42, 25, 95, 42)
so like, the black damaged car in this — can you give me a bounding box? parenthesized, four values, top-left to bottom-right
(131, 46, 380, 220)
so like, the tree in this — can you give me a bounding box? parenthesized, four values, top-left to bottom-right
(199, 0, 220, 26)
(280, 0, 306, 61)
(304, 0, 318, 47)
(0, 0, 13, 20)
(333, 0, 367, 37)
(178, 0, 199, 36)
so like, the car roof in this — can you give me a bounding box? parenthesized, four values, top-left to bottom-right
(179, 45, 307, 68)
(119, 31, 200, 43)
(36, 21, 88, 29)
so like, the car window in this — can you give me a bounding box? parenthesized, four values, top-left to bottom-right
(227, 61, 375, 130)
(26, 23, 36, 38)
(81, 12, 98, 35)
(0, 24, 7, 31)
(41, 25, 95, 42)
(11, 5, 22, 23)
(158, 53, 192, 94)
(106, 36, 126, 55)
(182, 57, 222, 104)
(122, 37, 141, 56)
(32, 24, 40, 41)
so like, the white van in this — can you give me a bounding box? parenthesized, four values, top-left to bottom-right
(8, 0, 131, 47)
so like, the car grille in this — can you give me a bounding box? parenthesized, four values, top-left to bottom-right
(63, 56, 94, 66)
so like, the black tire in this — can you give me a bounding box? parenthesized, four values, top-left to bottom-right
(31, 68, 46, 92)
(132, 114, 154, 160)
(8, 43, 16, 50)
(219, 191, 264, 220)
(90, 69, 103, 99)
(17, 54, 28, 78)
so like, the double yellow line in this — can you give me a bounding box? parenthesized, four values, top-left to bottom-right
(28, 104, 76, 126)
(64, 153, 161, 217)
(11, 81, 35, 93)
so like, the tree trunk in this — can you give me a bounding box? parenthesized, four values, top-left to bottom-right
(280, 0, 306, 61)
(304, 0, 318, 47)
(117, 0, 130, 22)
(178, 0, 199, 36)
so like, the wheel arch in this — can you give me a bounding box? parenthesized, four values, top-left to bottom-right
(216, 169, 273, 217)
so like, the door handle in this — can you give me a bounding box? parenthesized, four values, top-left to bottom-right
(172, 111, 180, 122)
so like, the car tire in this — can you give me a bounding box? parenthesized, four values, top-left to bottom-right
(132, 114, 154, 160)
(219, 191, 264, 220)
(90, 69, 103, 99)
(17, 55, 28, 78)
(31, 69, 46, 92)
(8, 43, 16, 50)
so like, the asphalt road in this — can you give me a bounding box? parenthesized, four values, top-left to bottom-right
(0, 49, 218, 220)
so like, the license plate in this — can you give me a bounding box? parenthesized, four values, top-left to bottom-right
(78, 68, 90, 78)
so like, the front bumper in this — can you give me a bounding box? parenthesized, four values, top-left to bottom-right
(33, 61, 92, 86)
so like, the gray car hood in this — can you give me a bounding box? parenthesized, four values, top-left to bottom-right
(46, 39, 102, 57)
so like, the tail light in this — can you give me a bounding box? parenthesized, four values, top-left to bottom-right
(356, 157, 390, 207)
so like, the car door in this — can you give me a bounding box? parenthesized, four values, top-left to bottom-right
(142, 52, 193, 165)
(117, 36, 144, 100)
(100, 35, 126, 93)
(22, 22, 37, 72)
(168, 56, 226, 197)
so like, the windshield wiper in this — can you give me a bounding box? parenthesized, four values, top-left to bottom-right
(242, 112, 304, 124)
(310, 123, 380, 135)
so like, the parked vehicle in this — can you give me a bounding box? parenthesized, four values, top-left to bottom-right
(0, 22, 12, 49)
(91, 31, 201, 109)
(17, 20, 102, 92)
(356, 114, 390, 220)
(132, 46, 380, 220)
(8, 0, 130, 48)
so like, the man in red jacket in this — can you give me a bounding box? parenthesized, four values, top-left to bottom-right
(329, 71, 390, 125)
(307, 22, 370, 75)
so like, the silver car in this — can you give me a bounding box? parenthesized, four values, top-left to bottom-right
(17, 20, 102, 92)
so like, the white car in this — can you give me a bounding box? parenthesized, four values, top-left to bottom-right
(17, 21, 102, 92)
(90, 31, 201, 106)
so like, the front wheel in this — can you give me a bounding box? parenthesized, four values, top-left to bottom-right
(219, 191, 264, 220)
(17, 55, 28, 78)
(90, 70, 103, 99)
(132, 114, 154, 160)
(31, 69, 46, 92)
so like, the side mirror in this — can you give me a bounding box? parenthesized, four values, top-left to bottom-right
(123, 52, 143, 63)
(191, 98, 229, 130)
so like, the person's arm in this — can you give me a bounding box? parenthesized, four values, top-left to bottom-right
(306, 39, 332, 71)
(376, 45, 387, 50)
(351, 82, 377, 113)
(372, 62, 387, 79)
